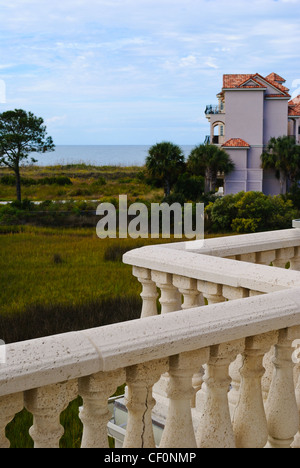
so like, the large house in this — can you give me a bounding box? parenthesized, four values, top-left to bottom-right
(205, 73, 300, 195)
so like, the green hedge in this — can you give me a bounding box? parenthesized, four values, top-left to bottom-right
(205, 191, 299, 233)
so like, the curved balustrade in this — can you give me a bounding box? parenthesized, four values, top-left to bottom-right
(1, 227, 300, 448)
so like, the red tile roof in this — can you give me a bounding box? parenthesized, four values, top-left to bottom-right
(222, 73, 290, 97)
(223, 74, 252, 89)
(265, 73, 286, 83)
(288, 95, 300, 116)
(289, 104, 300, 116)
(289, 95, 300, 106)
(237, 77, 266, 89)
(222, 138, 250, 148)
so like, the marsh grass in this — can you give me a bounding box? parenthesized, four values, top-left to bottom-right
(0, 164, 162, 202)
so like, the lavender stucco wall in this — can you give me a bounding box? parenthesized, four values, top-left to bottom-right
(263, 99, 289, 145)
(225, 90, 264, 145)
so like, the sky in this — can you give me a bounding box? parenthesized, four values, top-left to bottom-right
(0, 0, 300, 145)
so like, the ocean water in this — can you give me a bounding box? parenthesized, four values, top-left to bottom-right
(32, 145, 195, 167)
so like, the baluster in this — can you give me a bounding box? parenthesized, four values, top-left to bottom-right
(196, 340, 244, 449)
(232, 332, 277, 448)
(293, 340, 300, 447)
(197, 280, 225, 305)
(292, 369, 300, 448)
(290, 247, 300, 271)
(25, 381, 77, 448)
(222, 286, 249, 414)
(236, 253, 256, 263)
(151, 271, 182, 314)
(160, 348, 209, 448)
(124, 358, 168, 448)
(132, 267, 158, 318)
(79, 370, 125, 448)
(256, 250, 276, 266)
(249, 290, 264, 297)
(0, 393, 24, 448)
(172, 275, 204, 309)
(222, 285, 249, 301)
(150, 273, 181, 402)
(272, 247, 294, 268)
(191, 369, 204, 409)
(262, 348, 276, 402)
(265, 326, 300, 448)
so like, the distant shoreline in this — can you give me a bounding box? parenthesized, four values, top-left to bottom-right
(28, 144, 195, 167)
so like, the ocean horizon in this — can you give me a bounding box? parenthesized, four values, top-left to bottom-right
(32, 145, 196, 167)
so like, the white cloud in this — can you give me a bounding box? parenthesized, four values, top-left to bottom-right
(46, 115, 67, 124)
(0, 0, 299, 143)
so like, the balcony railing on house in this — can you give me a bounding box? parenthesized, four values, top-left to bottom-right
(1, 226, 300, 448)
(205, 104, 223, 115)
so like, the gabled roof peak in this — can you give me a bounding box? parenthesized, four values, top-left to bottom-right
(265, 72, 286, 84)
(222, 73, 290, 97)
(222, 138, 250, 148)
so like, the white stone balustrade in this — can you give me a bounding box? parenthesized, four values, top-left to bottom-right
(2, 227, 300, 448)
(0, 288, 300, 448)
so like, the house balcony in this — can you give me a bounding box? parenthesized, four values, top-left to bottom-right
(205, 105, 222, 115)
(1, 225, 300, 448)
(205, 104, 225, 122)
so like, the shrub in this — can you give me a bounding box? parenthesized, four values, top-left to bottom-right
(172, 172, 205, 202)
(206, 191, 299, 233)
(205, 193, 242, 232)
(231, 218, 260, 233)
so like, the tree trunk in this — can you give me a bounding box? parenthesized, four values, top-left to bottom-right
(210, 170, 218, 193)
(279, 170, 286, 195)
(204, 169, 211, 193)
(164, 179, 171, 198)
(15, 168, 22, 202)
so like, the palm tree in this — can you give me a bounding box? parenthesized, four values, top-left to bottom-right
(187, 144, 235, 193)
(146, 142, 186, 197)
(261, 136, 300, 194)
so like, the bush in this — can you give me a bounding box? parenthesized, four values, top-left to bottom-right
(172, 172, 205, 202)
(231, 218, 260, 233)
(205, 193, 243, 232)
(206, 191, 299, 233)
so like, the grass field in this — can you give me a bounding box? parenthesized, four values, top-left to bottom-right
(0, 164, 163, 202)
